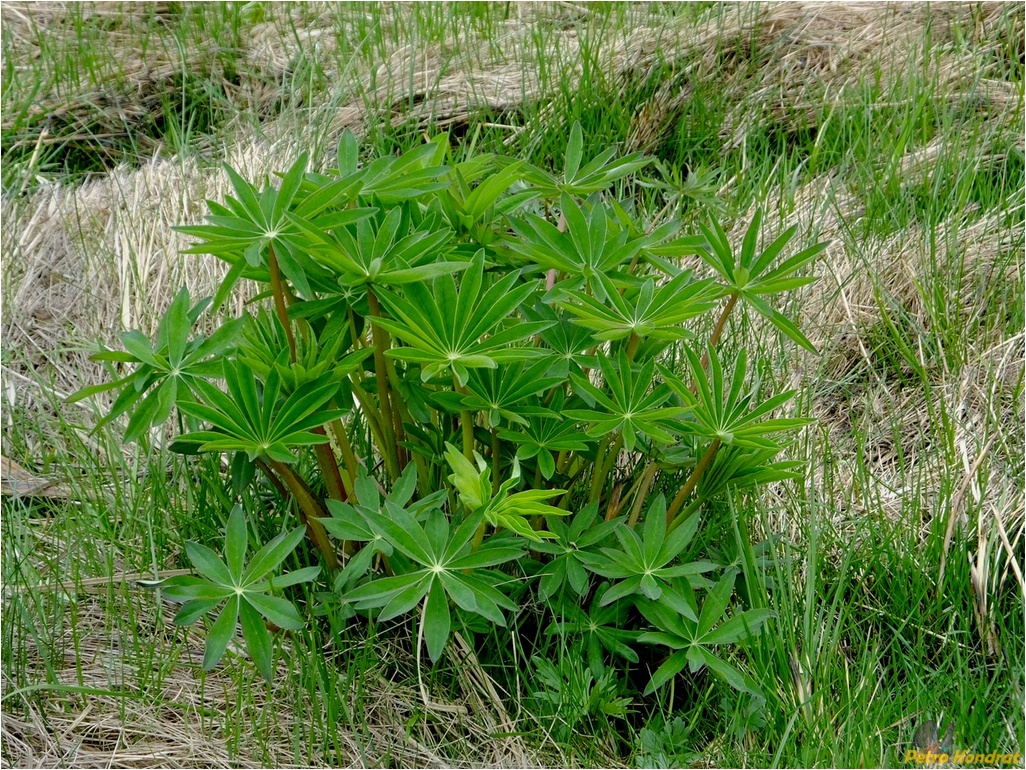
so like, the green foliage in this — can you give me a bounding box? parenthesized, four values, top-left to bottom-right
(342, 505, 522, 662)
(144, 505, 320, 681)
(637, 572, 772, 695)
(68, 287, 243, 442)
(372, 252, 548, 385)
(578, 496, 715, 609)
(74, 122, 825, 710)
(175, 360, 345, 463)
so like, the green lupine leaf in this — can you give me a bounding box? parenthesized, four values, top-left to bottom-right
(185, 542, 234, 586)
(373, 505, 434, 565)
(173, 598, 225, 626)
(320, 501, 377, 541)
(696, 648, 758, 694)
(447, 545, 525, 571)
(224, 506, 248, 581)
(253, 565, 321, 590)
(745, 293, 817, 352)
(453, 572, 515, 619)
(242, 526, 306, 584)
(643, 649, 690, 695)
(423, 580, 451, 662)
(345, 573, 422, 607)
(700, 608, 773, 645)
(239, 598, 274, 681)
(642, 494, 667, 565)
(202, 595, 240, 671)
(379, 576, 432, 621)
(160, 578, 234, 603)
(698, 572, 736, 638)
(564, 122, 584, 181)
(243, 591, 306, 631)
(637, 631, 688, 650)
(598, 576, 643, 606)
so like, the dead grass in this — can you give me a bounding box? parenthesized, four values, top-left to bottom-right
(1, 590, 551, 768)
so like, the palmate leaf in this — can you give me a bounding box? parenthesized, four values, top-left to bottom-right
(578, 495, 715, 606)
(508, 121, 653, 197)
(238, 308, 373, 398)
(522, 302, 597, 379)
(697, 211, 827, 352)
(68, 287, 245, 443)
(373, 252, 549, 385)
(430, 358, 562, 428)
(288, 204, 470, 289)
(175, 360, 346, 462)
(437, 159, 538, 238)
(497, 391, 592, 480)
(176, 153, 354, 301)
(556, 270, 718, 342)
(147, 506, 318, 682)
(505, 196, 641, 300)
(636, 571, 772, 696)
(660, 345, 813, 451)
(697, 444, 804, 498)
(344, 507, 523, 662)
(566, 353, 686, 451)
(532, 503, 621, 599)
(546, 589, 640, 672)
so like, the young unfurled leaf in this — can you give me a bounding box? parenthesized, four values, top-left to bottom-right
(444, 443, 568, 541)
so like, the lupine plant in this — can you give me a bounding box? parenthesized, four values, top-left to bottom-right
(73, 124, 825, 704)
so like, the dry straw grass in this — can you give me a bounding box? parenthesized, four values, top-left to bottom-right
(2, 591, 545, 768)
(2, 1, 1023, 767)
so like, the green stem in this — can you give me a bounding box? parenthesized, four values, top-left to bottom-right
(384, 354, 411, 467)
(267, 243, 297, 363)
(589, 437, 610, 504)
(589, 433, 624, 505)
(266, 458, 339, 571)
(349, 376, 389, 466)
(625, 332, 641, 362)
(454, 374, 475, 460)
(625, 459, 658, 527)
(668, 496, 703, 533)
(490, 428, 501, 495)
(470, 521, 487, 554)
(328, 417, 359, 494)
(366, 290, 399, 480)
(702, 292, 739, 369)
(665, 438, 721, 527)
